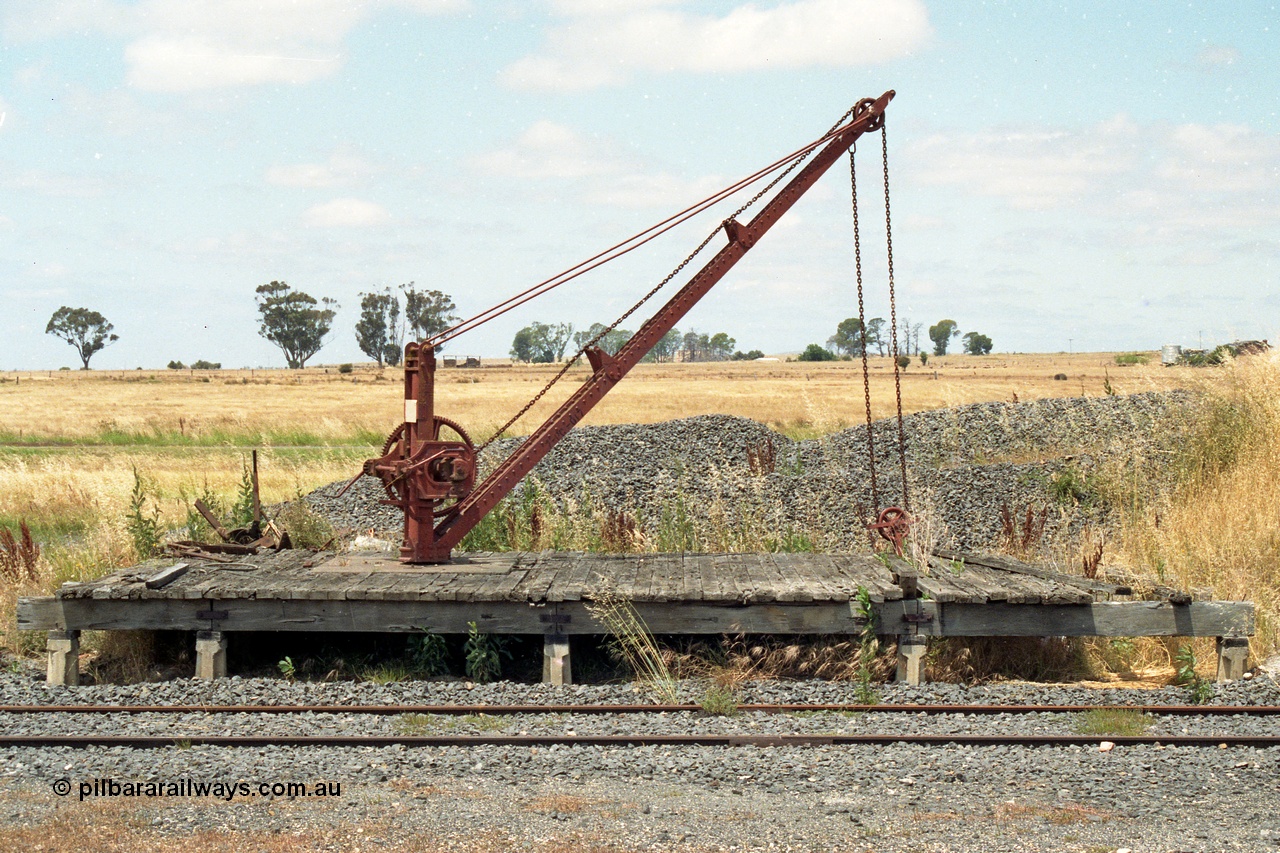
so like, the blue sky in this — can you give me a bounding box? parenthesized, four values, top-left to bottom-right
(2, 0, 1276, 369)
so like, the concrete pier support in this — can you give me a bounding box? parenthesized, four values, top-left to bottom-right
(1215, 636, 1249, 682)
(542, 635, 571, 685)
(46, 630, 80, 686)
(195, 630, 228, 680)
(896, 634, 927, 685)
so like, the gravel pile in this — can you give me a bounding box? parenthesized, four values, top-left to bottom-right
(2, 671, 1277, 852)
(305, 391, 1194, 552)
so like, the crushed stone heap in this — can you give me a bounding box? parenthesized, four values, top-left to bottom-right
(305, 391, 1192, 554)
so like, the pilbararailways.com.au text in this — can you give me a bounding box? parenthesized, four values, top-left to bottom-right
(53, 777, 342, 802)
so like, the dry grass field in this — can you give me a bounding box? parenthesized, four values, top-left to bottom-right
(2, 349, 1278, 667)
(0, 351, 1183, 443)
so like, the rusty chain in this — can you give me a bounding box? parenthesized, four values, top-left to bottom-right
(881, 120, 910, 511)
(849, 145, 880, 514)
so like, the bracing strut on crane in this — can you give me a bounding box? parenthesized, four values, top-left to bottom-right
(348, 90, 911, 564)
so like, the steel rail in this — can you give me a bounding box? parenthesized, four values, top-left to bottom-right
(2, 733, 1278, 749)
(3, 703, 1278, 716)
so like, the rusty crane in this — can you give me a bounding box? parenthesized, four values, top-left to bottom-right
(351, 90, 911, 563)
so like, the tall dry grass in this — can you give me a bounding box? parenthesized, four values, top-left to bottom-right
(1114, 351, 1280, 653)
(0, 448, 362, 656)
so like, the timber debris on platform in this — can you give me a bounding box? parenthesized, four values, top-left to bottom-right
(19, 549, 1254, 688)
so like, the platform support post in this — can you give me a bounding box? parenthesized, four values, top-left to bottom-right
(542, 634, 571, 685)
(46, 630, 80, 686)
(896, 635, 927, 685)
(195, 630, 228, 680)
(1215, 636, 1249, 682)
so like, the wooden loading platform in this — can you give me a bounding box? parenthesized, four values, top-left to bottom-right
(19, 549, 1254, 687)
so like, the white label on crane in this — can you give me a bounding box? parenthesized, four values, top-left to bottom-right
(404, 400, 418, 423)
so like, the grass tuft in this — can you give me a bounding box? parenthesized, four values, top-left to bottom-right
(1073, 708, 1155, 736)
(586, 583, 679, 703)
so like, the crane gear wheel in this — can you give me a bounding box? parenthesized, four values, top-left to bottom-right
(377, 416, 476, 519)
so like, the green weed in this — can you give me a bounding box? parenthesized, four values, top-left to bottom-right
(464, 621, 510, 683)
(699, 685, 740, 716)
(409, 633, 450, 677)
(124, 468, 162, 558)
(1073, 708, 1155, 736)
(1174, 644, 1214, 704)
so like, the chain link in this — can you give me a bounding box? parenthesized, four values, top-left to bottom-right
(477, 107, 861, 453)
(849, 146, 880, 514)
(881, 121, 909, 511)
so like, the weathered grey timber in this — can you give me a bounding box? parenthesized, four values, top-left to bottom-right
(19, 548, 1254, 687)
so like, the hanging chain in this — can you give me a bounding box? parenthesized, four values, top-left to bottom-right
(882, 120, 910, 511)
(476, 107, 862, 453)
(850, 146, 880, 513)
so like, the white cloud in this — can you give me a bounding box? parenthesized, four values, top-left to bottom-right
(909, 115, 1141, 210)
(265, 149, 377, 188)
(4, 0, 466, 91)
(33, 262, 70, 278)
(124, 36, 341, 91)
(585, 172, 728, 209)
(473, 120, 736, 209)
(502, 0, 932, 92)
(1196, 44, 1240, 71)
(4, 168, 111, 197)
(302, 198, 391, 228)
(471, 120, 627, 179)
(907, 116, 1280, 250)
(1159, 123, 1279, 194)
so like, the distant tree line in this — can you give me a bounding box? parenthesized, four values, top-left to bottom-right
(42, 287, 989, 371)
(507, 323, 760, 364)
(167, 360, 221, 370)
(799, 315, 994, 362)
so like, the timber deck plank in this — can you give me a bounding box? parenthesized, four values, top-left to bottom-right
(512, 552, 560, 602)
(822, 554, 893, 602)
(771, 553, 816, 602)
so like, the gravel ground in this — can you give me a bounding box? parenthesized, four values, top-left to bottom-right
(306, 391, 1193, 553)
(2, 669, 1278, 852)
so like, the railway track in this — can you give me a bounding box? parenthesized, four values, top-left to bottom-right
(4, 702, 1279, 749)
(2, 702, 1279, 715)
(3, 733, 1279, 748)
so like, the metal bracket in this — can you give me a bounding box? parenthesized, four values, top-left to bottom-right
(539, 613, 571, 625)
(722, 218, 754, 248)
(902, 612, 933, 624)
(196, 609, 229, 621)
